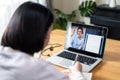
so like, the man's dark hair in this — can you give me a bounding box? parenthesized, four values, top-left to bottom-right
(77, 27, 83, 34)
(1, 1, 54, 55)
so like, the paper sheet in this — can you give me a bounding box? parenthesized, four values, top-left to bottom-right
(85, 34, 102, 54)
(83, 73, 92, 80)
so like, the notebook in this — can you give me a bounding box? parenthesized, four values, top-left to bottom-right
(47, 22, 108, 72)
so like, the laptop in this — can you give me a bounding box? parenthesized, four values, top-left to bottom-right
(47, 22, 108, 72)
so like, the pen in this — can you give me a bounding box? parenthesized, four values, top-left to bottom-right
(73, 54, 79, 65)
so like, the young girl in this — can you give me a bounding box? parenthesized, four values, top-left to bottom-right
(0, 1, 86, 80)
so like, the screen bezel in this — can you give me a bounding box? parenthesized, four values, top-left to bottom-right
(65, 22, 108, 58)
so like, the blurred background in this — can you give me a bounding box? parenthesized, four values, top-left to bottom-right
(0, 0, 120, 42)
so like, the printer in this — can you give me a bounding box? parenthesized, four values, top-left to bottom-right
(91, 4, 120, 40)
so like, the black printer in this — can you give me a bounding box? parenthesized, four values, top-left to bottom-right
(91, 4, 120, 40)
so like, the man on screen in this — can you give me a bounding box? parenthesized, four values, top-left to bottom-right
(71, 27, 84, 49)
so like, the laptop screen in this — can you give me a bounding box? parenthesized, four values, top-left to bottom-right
(65, 22, 108, 58)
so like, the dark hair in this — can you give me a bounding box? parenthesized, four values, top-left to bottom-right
(77, 27, 83, 34)
(1, 1, 54, 55)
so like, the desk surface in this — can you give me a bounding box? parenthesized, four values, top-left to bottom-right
(41, 29, 120, 80)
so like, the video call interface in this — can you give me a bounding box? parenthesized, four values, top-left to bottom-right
(66, 25, 105, 55)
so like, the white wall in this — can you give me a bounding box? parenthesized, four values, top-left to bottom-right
(53, 0, 81, 21)
(96, 0, 120, 5)
(53, 0, 120, 21)
(53, 0, 79, 14)
(0, 0, 46, 43)
(53, 0, 120, 12)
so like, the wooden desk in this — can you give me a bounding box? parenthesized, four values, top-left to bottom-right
(41, 29, 120, 80)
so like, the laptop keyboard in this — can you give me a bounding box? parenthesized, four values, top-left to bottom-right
(57, 51, 97, 65)
(57, 51, 76, 61)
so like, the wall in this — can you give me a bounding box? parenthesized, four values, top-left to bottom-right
(53, 0, 120, 12)
(53, 0, 79, 13)
(0, 0, 46, 43)
(52, 0, 120, 21)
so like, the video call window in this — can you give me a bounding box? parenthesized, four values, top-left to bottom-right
(70, 26, 104, 54)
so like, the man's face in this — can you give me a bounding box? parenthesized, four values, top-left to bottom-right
(77, 29, 83, 38)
